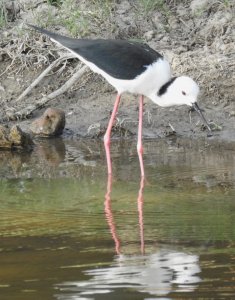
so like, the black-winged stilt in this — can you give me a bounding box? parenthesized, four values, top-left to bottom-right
(29, 25, 212, 177)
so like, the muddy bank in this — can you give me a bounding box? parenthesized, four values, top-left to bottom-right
(0, 0, 234, 142)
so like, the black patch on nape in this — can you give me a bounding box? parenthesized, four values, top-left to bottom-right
(157, 77, 177, 96)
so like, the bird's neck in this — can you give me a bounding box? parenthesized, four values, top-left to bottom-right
(158, 77, 177, 97)
(149, 77, 177, 107)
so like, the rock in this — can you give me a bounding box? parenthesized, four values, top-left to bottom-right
(87, 123, 102, 137)
(190, 0, 210, 14)
(229, 111, 235, 117)
(168, 16, 179, 30)
(116, 0, 131, 14)
(0, 125, 11, 149)
(0, 125, 33, 150)
(30, 108, 66, 137)
(9, 125, 33, 148)
(176, 4, 189, 17)
(143, 30, 155, 42)
(163, 123, 176, 137)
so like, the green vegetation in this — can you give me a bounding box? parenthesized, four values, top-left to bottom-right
(0, 0, 171, 33)
(138, 0, 165, 13)
(0, 0, 7, 27)
(34, 0, 170, 37)
(138, 0, 170, 16)
(32, 0, 115, 37)
(60, 0, 90, 37)
(47, 0, 62, 6)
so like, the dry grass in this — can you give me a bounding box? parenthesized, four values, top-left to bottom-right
(0, 28, 59, 77)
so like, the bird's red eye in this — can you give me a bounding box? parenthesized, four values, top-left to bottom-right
(182, 91, 186, 96)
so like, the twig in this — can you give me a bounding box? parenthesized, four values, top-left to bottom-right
(16, 54, 76, 103)
(36, 64, 88, 107)
(2, 64, 88, 121)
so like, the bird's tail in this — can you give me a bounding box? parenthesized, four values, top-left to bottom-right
(27, 24, 79, 50)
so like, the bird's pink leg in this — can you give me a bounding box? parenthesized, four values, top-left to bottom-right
(104, 94, 121, 175)
(137, 95, 145, 177)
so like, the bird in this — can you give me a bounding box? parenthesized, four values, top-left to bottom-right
(28, 24, 212, 177)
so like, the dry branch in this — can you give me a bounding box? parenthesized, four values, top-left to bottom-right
(36, 64, 88, 106)
(3, 64, 88, 121)
(16, 54, 76, 103)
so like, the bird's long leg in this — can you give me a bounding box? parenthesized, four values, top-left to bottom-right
(137, 95, 145, 178)
(104, 94, 121, 175)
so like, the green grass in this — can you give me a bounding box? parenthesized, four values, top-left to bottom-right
(47, 0, 62, 6)
(61, 0, 115, 36)
(0, 0, 7, 28)
(60, 0, 90, 36)
(138, 0, 168, 15)
(32, 0, 115, 37)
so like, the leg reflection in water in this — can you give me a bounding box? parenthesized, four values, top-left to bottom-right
(104, 175, 145, 255)
(138, 176, 145, 254)
(104, 174, 121, 255)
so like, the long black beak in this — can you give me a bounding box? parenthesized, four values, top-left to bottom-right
(192, 102, 212, 132)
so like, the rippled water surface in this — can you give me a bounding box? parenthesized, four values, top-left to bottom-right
(0, 138, 234, 299)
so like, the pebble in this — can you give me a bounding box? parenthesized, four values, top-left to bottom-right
(30, 107, 66, 137)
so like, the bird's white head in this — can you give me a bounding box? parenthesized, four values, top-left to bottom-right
(151, 75, 212, 133)
(154, 76, 200, 107)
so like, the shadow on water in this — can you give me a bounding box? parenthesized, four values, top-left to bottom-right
(0, 137, 235, 299)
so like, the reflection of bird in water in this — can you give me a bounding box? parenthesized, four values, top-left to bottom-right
(104, 175, 145, 255)
(55, 249, 201, 298)
(29, 25, 211, 177)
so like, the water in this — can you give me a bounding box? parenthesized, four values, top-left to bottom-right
(0, 138, 234, 299)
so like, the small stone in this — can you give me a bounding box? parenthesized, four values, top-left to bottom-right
(229, 111, 235, 117)
(143, 30, 155, 42)
(190, 0, 210, 14)
(168, 16, 179, 30)
(162, 36, 170, 43)
(175, 46, 187, 54)
(117, 0, 131, 14)
(0, 125, 11, 148)
(30, 108, 66, 137)
(87, 123, 102, 137)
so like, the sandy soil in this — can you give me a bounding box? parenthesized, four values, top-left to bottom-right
(0, 0, 234, 142)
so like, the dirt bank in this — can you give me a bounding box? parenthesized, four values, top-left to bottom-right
(0, 0, 234, 142)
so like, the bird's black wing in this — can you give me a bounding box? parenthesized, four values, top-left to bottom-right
(29, 25, 163, 80)
(77, 40, 163, 79)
